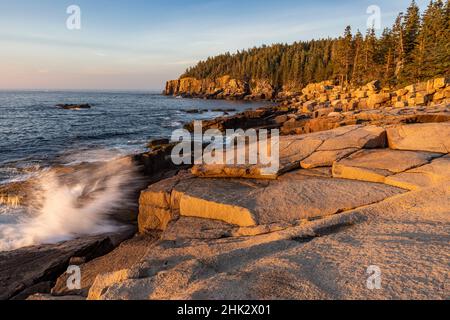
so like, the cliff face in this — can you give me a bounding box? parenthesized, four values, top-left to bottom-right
(164, 76, 287, 100)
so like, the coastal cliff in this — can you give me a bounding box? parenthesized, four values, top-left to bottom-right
(164, 0, 449, 102)
(164, 76, 284, 100)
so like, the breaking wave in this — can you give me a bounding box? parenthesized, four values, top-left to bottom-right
(0, 152, 140, 252)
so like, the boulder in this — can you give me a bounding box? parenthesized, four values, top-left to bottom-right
(148, 138, 170, 149)
(387, 123, 450, 153)
(138, 207, 175, 232)
(184, 109, 202, 114)
(56, 104, 91, 110)
(415, 92, 433, 105)
(330, 100, 343, 108)
(355, 90, 368, 99)
(190, 125, 386, 179)
(249, 79, 275, 100)
(365, 80, 381, 92)
(357, 98, 368, 109)
(301, 126, 386, 169)
(274, 115, 288, 124)
(385, 156, 450, 190)
(317, 125, 386, 150)
(314, 107, 334, 118)
(396, 88, 408, 97)
(433, 90, 445, 101)
(407, 97, 417, 107)
(91, 181, 449, 300)
(404, 84, 416, 94)
(302, 101, 317, 112)
(138, 173, 191, 232)
(139, 170, 404, 229)
(433, 77, 449, 90)
(367, 93, 391, 108)
(318, 94, 329, 103)
(394, 101, 408, 108)
(332, 149, 442, 184)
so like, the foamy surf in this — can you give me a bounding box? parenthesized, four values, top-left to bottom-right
(0, 151, 141, 252)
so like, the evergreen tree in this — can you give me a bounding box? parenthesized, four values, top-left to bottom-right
(401, 0, 421, 81)
(363, 27, 378, 81)
(378, 28, 396, 85)
(351, 31, 365, 86)
(392, 13, 406, 79)
(181, 1, 449, 90)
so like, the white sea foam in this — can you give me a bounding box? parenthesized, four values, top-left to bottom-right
(0, 152, 140, 252)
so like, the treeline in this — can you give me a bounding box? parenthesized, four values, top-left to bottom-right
(182, 0, 449, 89)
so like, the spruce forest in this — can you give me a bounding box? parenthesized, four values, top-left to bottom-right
(182, 0, 449, 89)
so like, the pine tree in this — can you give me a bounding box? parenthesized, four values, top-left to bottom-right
(181, 1, 449, 90)
(378, 28, 396, 85)
(392, 13, 406, 79)
(363, 27, 378, 81)
(409, 0, 449, 81)
(351, 31, 365, 85)
(332, 26, 354, 85)
(430, 0, 450, 77)
(401, 0, 421, 81)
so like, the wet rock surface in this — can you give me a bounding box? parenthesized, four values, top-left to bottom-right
(0, 227, 134, 300)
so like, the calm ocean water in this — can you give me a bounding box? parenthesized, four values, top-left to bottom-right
(0, 91, 266, 184)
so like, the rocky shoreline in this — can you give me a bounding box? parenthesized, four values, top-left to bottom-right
(1, 77, 449, 300)
(164, 76, 282, 101)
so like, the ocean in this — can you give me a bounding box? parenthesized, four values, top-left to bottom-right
(0, 91, 267, 183)
(0, 91, 266, 251)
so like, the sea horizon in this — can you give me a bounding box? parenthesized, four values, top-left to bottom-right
(0, 88, 164, 94)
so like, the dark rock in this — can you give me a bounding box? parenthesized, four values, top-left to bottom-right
(51, 233, 159, 297)
(148, 138, 170, 149)
(133, 144, 183, 177)
(184, 109, 201, 114)
(0, 228, 135, 300)
(10, 281, 53, 300)
(56, 104, 91, 110)
(211, 108, 237, 113)
(69, 257, 86, 266)
(183, 107, 284, 133)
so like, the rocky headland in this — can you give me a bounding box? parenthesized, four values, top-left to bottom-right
(1, 77, 449, 300)
(164, 76, 279, 100)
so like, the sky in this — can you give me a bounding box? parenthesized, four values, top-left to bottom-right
(0, 0, 431, 91)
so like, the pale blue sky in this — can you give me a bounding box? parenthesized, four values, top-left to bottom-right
(0, 0, 430, 90)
